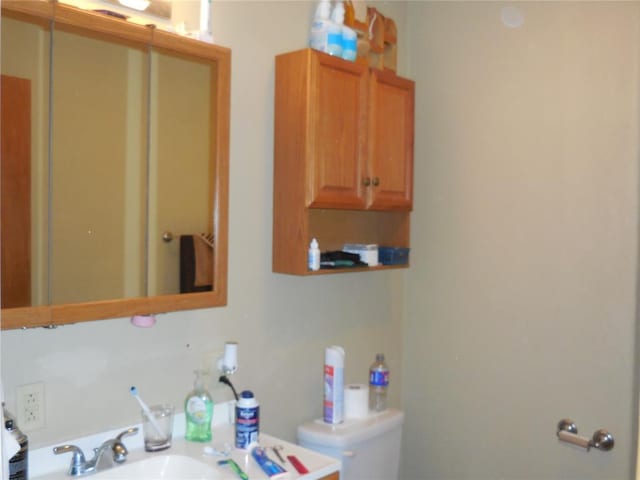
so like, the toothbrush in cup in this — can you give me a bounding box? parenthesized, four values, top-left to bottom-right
(130, 386, 164, 436)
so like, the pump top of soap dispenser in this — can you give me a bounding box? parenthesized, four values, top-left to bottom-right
(190, 370, 212, 399)
(193, 369, 204, 388)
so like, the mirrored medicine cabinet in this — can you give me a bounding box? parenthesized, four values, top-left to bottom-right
(0, 1, 230, 330)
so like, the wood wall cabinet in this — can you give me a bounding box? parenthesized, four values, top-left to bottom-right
(273, 48, 414, 275)
(319, 472, 340, 480)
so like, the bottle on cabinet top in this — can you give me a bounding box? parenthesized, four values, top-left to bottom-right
(309, 0, 332, 53)
(329, 0, 357, 62)
(327, 1, 345, 57)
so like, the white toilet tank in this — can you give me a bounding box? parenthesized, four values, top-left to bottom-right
(297, 409, 404, 480)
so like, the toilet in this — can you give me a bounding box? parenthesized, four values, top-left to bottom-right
(297, 409, 404, 480)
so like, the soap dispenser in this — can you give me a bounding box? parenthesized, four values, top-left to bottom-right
(185, 370, 214, 442)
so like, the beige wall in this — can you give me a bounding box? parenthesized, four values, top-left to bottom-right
(403, 2, 638, 478)
(0, 0, 408, 449)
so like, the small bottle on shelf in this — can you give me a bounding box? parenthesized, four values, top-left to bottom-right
(308, 238, 320, 271)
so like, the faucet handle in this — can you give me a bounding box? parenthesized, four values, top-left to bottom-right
(113, 427, 139, 463)
(53, 444, 86, 476)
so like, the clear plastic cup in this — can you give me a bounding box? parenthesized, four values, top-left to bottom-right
(141, 404, 174, 452)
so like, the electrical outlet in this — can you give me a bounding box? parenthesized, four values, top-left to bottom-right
(16, 383, 45, 431)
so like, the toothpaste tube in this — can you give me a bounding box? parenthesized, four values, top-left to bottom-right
(251, 447, 287, 479)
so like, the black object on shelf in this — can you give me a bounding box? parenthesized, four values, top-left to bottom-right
(320, 251, 367, 269)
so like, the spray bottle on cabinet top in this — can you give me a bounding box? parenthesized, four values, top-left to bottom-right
(309, 0, 333, 53)
(327, 0, 345, 57)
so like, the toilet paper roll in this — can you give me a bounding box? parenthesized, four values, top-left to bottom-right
(344, 383, 369, 419)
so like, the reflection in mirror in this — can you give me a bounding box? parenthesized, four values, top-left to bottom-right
(1, 15, 51, 309)
(148, 49, 213, 296)
(50, 25, 149, 304)
(1, 18, 216, 305)
(149, 49, 215, 295)
(0, 1, 230, 329)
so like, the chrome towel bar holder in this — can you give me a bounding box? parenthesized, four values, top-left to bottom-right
(556, 419, 614, 452)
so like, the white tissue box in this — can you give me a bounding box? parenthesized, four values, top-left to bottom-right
(342, 243, 379, 267)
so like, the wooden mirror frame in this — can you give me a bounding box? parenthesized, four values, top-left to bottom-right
(1, 1, 229, 329)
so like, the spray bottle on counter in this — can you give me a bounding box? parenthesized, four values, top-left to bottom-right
(3, 404, 28, 480)
(323, 346, 345, 424)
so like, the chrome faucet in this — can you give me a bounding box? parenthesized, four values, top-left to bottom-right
(53, 427, 138, 476)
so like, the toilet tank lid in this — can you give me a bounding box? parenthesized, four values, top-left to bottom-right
(297, 409, 404, 448)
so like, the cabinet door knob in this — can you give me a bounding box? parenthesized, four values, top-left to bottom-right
(372, 177, 380, 186)
(363, 177, 371, 186)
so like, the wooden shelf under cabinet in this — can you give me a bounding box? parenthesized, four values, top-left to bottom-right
(272, 49, 414, 276)
(273, 209, 411, 275)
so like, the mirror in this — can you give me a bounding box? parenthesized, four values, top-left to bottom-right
(50, 22, 149, 305)
(1, 12, 51, 310)
(0, 2, 230, 329)
(147, 48, 214, 297)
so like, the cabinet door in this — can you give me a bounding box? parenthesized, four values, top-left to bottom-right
(367, 69, 414, 210)
(307, 53, 368, 209)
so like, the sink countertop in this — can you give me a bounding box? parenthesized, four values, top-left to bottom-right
(30, 402, 340, 480)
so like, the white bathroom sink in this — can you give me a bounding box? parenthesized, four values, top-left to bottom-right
(92, 454, 219, 479)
